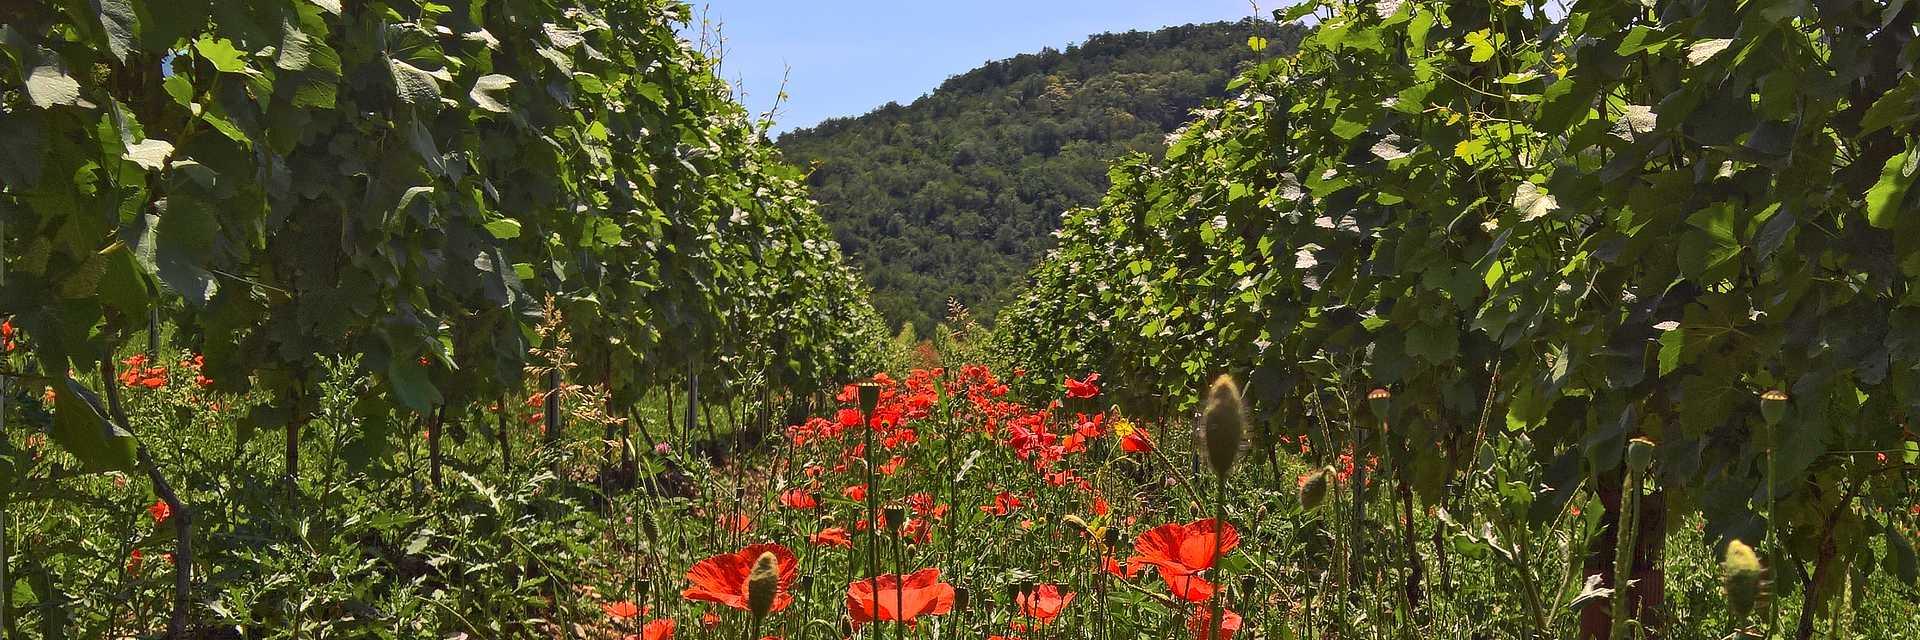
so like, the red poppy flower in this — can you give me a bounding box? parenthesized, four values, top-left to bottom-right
(843, 484, 868, 502)
(811, 527, 853, 548)
(127, 549, 144, 575)
(1130, 519, 1239, 602)
(683, 543, 799, 613)
(1103, 556, 1141, 579)
(639, 618, 675, 640)
(980, 491, 1022, 516)
(718, 513, 752, 532)
(1064, 373, 1100, 399)
(701, 610, 721, 628)
(1121, 430, 1153, 453)
(845, 568, 956, 626)
(879, 455, 906, 475)
(148, 499, 171, 524)
(1186, 606, 1243, 640)
(604, 600, 641, 619)
(1017, 584, 1074, 624)
(779, 488, 819, 510)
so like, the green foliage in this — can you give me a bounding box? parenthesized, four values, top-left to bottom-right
(0, 0, 884, 468)
(997, 0, 1920, 621)
(777, 20, 1304, 332)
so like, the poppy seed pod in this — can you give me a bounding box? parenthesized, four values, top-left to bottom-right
(1367, 387, 1392, 421)
(1202, 375, 1246, 479)
(746, 551, 780, 619)
(883, 506, 906, 531)
(1759, 389, 1788, 427)
(1722, 539, 1764, 621)
(636, 578, 652, 602)
(855, 380, 882, 417)
(954, 586, 970, 613)
(1299, 466, 1333, 510)
(1626, 437, 1656, 472)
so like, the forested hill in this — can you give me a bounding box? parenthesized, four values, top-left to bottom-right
(776, 19, 1305, 333)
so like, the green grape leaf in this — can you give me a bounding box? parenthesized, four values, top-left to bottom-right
(92, 0, 140, 62)
(50, 379, 138, 473)
(1866, 148, 1913, 229)
(470, 74, 517, 113)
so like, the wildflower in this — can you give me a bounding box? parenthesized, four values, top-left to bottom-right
(779, 489, 819, 510)
(604, 600, 641, 619)
(1186, 606, 1243, 640)
(1103, 556, 1141, 579)
(810, 527, 853, 548)
(148, 499, 171, 525)
(1016, 584, 1074, 625)
(683, 544, 798, 613)
(981, 491, 1022, 516)
(1064, 373, 1101, 399)
(718, 513, 753, 532)
(843, 484, 868, 502)
(639, 618, 675, 640)
(845, 568, 956, 626)
(1130, 519, 1239, 602)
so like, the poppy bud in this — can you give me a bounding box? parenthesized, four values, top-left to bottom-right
(798, 575, 814, 593)
(1103, 528, 1122, 550)
(1721, 539, 1764, 621)
(1202, 375, 1246, 479)
(855, 380, 882, 417)
(1061, 514, 1091, 537)
(642, 516, 659, 548)
(1626, 437, 1656, 472)
(1759, 389, 1788, 427)
(1299, 466, 1333, 510)
(1367, 387, 1392, 421)
(746, 551, 780, 619)
(954, 586, 970, 613)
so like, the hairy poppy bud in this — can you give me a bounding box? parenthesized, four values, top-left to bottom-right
(1759, 389, 1788, 428)
(746, 551, 780, 619)
(1722, 539, 1763, 621)
(1299, 466, 1333, 510)
(855, 380, 882, 417)
(1202, 375, 1246, 479)
(1626, 437, 1656, 472)
(642, 516, 659, 548)
(1061, 514, 1092, 537)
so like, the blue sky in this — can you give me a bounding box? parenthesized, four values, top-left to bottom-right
(679, 1, 1267, 136)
